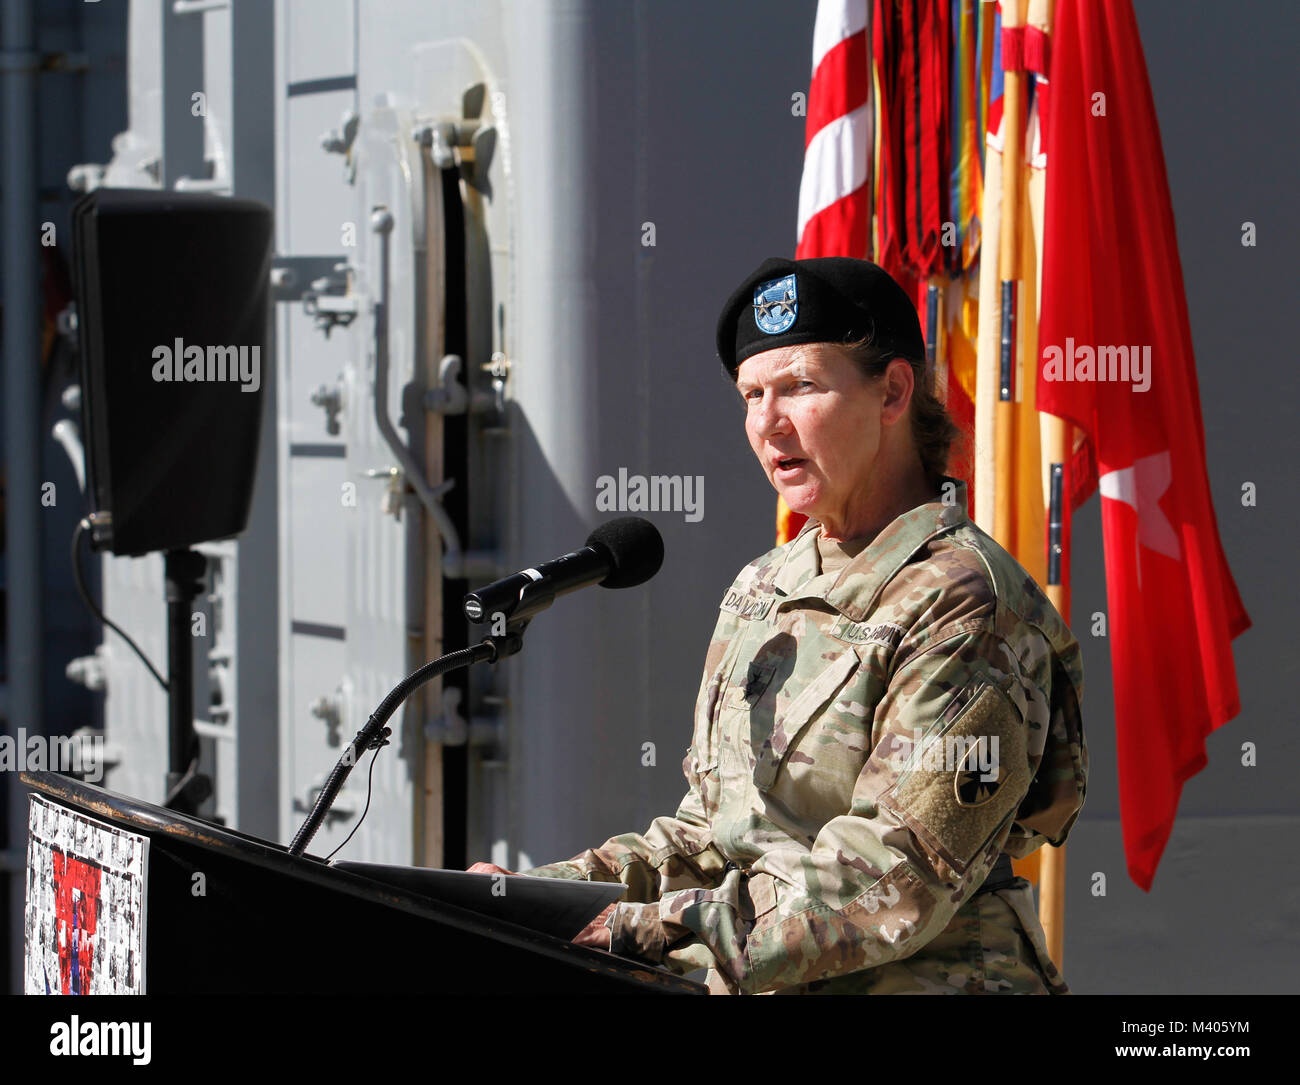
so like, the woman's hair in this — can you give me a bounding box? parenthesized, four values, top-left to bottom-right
(836, 335, 962, 488)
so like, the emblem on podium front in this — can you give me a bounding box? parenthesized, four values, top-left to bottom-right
(24, 794, 149, 995)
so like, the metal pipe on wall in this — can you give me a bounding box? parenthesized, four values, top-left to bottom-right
(1, 0, 42, 995)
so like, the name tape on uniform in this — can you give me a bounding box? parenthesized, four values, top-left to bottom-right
(720, 589, 774, 621)
(829, 618, 905, 647)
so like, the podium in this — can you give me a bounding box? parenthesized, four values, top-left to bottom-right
(20, 772, 704, 995)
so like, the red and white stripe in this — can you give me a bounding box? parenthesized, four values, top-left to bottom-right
(795, 0, 872, 257)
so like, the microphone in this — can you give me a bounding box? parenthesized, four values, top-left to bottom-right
(463, 516, 664, 626)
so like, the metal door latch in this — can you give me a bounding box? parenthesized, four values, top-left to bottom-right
(310, 382, 344, 435)
(321, 108, 360, 183)
(425, 354, 468, 414)
(310, 693, 343, 747)
(301, 263, 359, 338)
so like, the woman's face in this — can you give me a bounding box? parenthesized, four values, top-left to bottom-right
(736, 342, 888, 537)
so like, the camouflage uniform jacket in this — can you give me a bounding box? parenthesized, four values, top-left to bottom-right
(523, 478, 1087, 994)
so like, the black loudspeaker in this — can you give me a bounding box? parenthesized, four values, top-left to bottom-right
(71, 188, 273, 556)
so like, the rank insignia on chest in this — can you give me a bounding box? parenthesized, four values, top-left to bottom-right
(742, 662, 777, 702)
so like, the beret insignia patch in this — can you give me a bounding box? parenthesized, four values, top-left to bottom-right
(752, 274, 798, 335)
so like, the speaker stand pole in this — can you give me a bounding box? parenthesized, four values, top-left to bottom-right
(164, 548, 212, 816)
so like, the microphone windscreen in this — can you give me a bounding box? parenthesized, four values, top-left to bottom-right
(586, 516, 664, 589)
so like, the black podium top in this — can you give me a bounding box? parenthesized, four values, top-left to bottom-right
(21, 771, 705, 995)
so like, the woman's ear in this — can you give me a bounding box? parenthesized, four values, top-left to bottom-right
(880, 358, 915, 426)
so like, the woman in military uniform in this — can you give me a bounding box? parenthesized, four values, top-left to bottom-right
(471, 256, 1087, 995)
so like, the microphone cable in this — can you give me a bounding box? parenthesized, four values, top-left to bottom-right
(71, 517, 169, 692)
(324, 732, 389, 862)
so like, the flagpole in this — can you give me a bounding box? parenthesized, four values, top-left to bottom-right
(993, 0, 1024, 549)
(1031, 0, 1068, 982)
(1040, 413, 1070, 970)
(997, 0, 1072, 975)
(993, 0, 1024, 550)
(925, 279, 947, 404)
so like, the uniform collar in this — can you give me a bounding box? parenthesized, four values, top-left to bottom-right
(774, 477, 970, 622)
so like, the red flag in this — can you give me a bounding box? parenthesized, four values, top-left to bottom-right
(1038, 0, 1250, 891)
(896, 0, 950, 278)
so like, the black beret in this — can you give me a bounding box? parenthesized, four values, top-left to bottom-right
(715, 256, 926, 377)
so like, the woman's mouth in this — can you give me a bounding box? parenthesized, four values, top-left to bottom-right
(774, 457, 807, 478)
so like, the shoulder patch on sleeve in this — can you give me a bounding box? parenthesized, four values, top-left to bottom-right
(877, 677, 1028, 876)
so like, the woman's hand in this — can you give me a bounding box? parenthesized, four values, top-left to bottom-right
(572, 901, 616, 950)
(469, 862, 614, 950)
(466, 861, 514, 876)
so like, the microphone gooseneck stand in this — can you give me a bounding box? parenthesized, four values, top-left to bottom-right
(287, 628, 525, 857)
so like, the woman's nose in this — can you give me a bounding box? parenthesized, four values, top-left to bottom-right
(751, 393, 788, 438)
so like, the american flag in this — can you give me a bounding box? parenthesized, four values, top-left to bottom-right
(795, 0, 872, 259)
